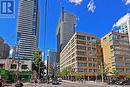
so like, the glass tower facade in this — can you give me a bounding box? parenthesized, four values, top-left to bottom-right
(16, 0, 39, 60)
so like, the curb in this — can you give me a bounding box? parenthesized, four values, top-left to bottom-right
(63, 80, 108, 86)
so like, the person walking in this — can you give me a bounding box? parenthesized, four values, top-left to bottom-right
(34, 79, 37, 87)
(0, 79, 2, 87)
(15, 80, 23, 87)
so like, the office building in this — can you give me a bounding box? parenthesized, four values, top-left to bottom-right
(47, 49, 57, 76)
(16, 0, 39, 61)
(118, 13, 130, 44)
(0, 36, 10, 69)
(0, 37, 10, 81)
(60, 32, 103, 79)
(101, 32, 130, 76)
(56, 8, 76, 68)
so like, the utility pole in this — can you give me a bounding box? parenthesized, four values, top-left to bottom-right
(16, 44, 20, 82)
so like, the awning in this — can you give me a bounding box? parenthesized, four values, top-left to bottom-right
(0, 69, 9, 75)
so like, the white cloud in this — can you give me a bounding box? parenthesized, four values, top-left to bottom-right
(69, 0, 83, 5)
(87, 0, 96, 13)
(123, 0, 130, 5)
(113, 13, 130, 28)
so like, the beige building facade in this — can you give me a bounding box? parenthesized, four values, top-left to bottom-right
(101, 32, 130, 76)
(60, 32, 103, 78)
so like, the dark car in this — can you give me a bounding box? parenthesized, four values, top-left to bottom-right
(116, 79, 130, 85)
(52, 80, 60, 85)
(107, 78, 119, 84)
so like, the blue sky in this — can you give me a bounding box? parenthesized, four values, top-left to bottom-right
(0, 0, 130, 59)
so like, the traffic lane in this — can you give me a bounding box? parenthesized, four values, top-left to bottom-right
(107, 85, 130, 87)
(43, 82, 106, 87)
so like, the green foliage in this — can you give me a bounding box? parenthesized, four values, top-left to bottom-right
(112, 68, 119, 76)
(97, 63, 110, 76)
(73, 72, 81, 80)
(32, 51, 42, 65)
(56, 66, 81, 79)
(32, 51, 42, 71)
(126, 74, 130, 78)
(56, 66, 73, 77)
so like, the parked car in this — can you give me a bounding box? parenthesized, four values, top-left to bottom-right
(58, 78, 62, 82)
(107, 78, 119, 84)
(116, 79, 130, 85)
(52, 80, 60, 85)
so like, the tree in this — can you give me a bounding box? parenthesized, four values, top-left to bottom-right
(32, 51, 42, 73)
(56, 66, 82, 80)
(97, 63, 110, 82)
(98, 63, 110, 75)
(126, 74, 130, 79)
(32, 51, 42, 66)
(73, 72, 81, 80)
(111, 68, 119, 77)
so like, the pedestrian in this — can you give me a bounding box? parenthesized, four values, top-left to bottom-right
(81, 78, 83, 83)
(34, 79, 37, 87)
(0, 79, 2, 87)
(15, 80, 23, 87)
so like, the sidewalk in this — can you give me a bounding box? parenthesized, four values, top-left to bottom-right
(63, 80, 108, 86)
(3, 82, 31, 87)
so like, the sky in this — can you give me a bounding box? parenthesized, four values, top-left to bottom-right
(0, 0, 130, 60)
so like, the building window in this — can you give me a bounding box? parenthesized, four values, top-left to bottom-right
(21, 64, 27, 69)
(10, 64, 17, 69)
(88, 63, 96, 67)
(77, 45, 86, 50)
(110, 45, 114, 49)
(78, 68, 84, 72)
(88, 47, 96, 51)
(109, 34, 113, 40)
(103, 37, 107, 42)
(116, 68, 124, 72)
(121, 36, 128, 41)
(77, 51, 86, 55)
(77, 57, 87, 61)
(88, 52, 96, 56)
(88, 58, 96, 62)
(71, 53, 75, 57)
(87, 37, 90, 40)
(78, 62, 87, 67)
(111, 56, 122, 61)
(125, 63, 130, 66)
(125, 58, 130, 61)
(84, 69, 88, 72)
(77, 35, 86, 40)
(89, 69, 96, 72)
(126, 68, 130, 72)
(109, 34, 120, 40)
(112, 62, 123, 66)
(92, 48, 96, 51)
(77, 40, 86, 45)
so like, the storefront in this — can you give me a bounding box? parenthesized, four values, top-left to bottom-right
(18, 71, 32, 82)
(9, 71, 32, 83)
(0, 69, 9, 82)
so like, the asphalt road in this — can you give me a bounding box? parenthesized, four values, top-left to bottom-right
(25, 82, 105, 87)
(25, 82, 130, 87)
(5, 81, 130, 87)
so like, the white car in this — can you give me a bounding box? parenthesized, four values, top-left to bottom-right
(58, 78, 62, 82)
